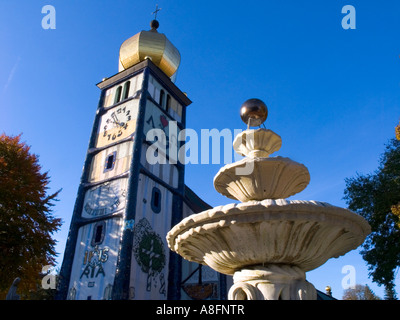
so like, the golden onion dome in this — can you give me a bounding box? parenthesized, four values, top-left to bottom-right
(118, 20, 181, 79)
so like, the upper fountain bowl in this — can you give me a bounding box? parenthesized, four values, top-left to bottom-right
(214, 156, 310, 201)
(233, 128, 282, 158)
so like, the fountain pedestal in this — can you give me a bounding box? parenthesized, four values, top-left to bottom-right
(229, 265, 316, 300)
(166, 99, 370, 300)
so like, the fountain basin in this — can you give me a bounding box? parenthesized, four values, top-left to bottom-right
(232, 129, 282, 158)
(166, 199, 371, 275)
(213, 157, 310, 201)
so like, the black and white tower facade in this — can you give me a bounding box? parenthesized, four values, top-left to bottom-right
(58, 19, 227, 300)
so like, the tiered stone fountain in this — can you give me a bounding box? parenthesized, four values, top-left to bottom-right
(167, 99, 370, 300)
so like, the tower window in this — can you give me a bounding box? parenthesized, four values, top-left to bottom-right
(159, 89, 165, 107)
(104, 284, 113, 300)
(123, 81, 131, 100)
(104, 151, 117, 173)
(114, 86, 122, 104)
(91, 221, 106, 247)
(94, 226, 102, 243)
(151, 187, 162, 214)
(166, 94, 171, 113)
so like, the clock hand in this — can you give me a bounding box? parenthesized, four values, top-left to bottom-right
(111, 112, 124, 127)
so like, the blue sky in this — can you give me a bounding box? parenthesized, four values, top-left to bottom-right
(1, 0, 399, 299)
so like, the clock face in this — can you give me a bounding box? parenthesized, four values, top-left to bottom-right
(82, 178, 128, 218)
(96, 100, 139, 148)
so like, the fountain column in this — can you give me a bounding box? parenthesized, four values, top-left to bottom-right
(229, 265, 316, 300)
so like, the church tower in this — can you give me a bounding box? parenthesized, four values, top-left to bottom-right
(58, 19, 226, 300)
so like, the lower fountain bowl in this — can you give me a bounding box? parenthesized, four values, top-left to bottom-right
(166, 199, 370, 275)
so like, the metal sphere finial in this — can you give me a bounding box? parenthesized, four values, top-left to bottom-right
(150, 19, 159, 30)
(325, 286, 332, 296)
(240, 98, 268, 127)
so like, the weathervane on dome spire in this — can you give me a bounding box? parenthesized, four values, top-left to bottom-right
(152, 4, 162, 20)
(150, 4, 162, 30)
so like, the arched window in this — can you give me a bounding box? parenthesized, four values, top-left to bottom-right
(103, 151, 117, 173)
(122, 81, 130, 100)
(104, 284, 113, 300)
(166, 94, 171, 113)
(151, 187, 162, 214)
(91, 221, 106, 247)
(159, 89, 165, 107)
(114, 86, 122, 104)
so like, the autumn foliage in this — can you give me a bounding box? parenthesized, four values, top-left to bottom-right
(391, 122, 400, 223)
(0, 134, 61, 299)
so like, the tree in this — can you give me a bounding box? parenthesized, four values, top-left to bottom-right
(342, 284, 381, 300)
(343, 122, 400, 300)
(392, 122, 400, 220)
(0, 133, 62, 299)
